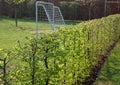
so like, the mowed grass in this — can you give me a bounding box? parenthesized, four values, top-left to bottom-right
(0, 18, 76, 49)
(94, 40, 120, 85)
(0, 18, 52, 49)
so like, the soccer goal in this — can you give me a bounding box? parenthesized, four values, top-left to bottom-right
(54, 6, 65, 29)
(36, 1, 65, 34)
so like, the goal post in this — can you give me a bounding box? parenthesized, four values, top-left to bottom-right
(36, 1, 65, 39)
(54, 6, 66, 28)
(36, 1, 54, 39)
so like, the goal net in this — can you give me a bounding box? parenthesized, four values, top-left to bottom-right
(54, 6, 65, 29)
(36, 1, 65, 33)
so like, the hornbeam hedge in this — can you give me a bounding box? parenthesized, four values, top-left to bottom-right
(0, 14, 120, 85)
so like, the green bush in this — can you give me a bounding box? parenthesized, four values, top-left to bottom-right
(0, 14, 120, 85)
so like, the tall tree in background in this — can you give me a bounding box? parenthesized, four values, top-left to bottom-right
(5, 0, 25, 27)
(0, 0, 5, 17)
(80, 0, 96, 20)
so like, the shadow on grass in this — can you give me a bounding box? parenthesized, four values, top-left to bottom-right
(94, 40, 120, 85)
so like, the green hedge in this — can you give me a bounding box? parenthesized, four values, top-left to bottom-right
(0, 14, 120, 85)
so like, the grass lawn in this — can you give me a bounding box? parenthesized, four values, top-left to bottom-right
(0, 18, 78, 49)
(0, 18, 54, 49)
(94, 40, 120, 85)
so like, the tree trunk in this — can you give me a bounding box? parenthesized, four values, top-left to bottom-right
(89, 5, 91, 20)
(0, 1, 1, 17)
(0, 0, 4, 17)
(15, 5, 18, 27)
(3, 58, 7, 85)
(31, 55, 35, 85)
(88, 2, 91, 20)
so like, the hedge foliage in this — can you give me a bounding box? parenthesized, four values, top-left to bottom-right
(0, 14, 120, 85)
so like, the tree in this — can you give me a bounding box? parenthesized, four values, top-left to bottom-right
(79, 0, 96, 20)
(5, 0, 25, 27)
(0, 0, 6, 17)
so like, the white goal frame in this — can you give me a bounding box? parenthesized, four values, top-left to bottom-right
(36, 1, 65, 39)
(54, 6, 66, 28)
